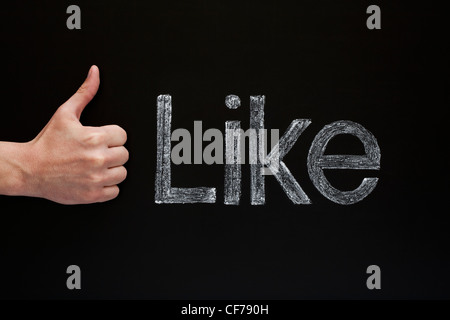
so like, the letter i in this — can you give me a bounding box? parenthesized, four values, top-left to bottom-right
(224, 95, 241, 205)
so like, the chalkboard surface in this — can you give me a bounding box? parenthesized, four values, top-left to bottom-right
(0, 1, 448, 299)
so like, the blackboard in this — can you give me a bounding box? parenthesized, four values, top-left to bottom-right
(1, 0, 448, 300)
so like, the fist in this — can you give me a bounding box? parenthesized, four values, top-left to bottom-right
(23, 66, 129, 204)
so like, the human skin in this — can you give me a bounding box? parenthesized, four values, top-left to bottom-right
(0, 65, 129, 204)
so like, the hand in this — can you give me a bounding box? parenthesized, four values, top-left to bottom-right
(20, 65, 129, 204)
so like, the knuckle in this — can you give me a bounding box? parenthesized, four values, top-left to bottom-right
(83, 189, 101, 203)
(113, 125, 127, 144)
(123, 148, 129, 162)
(55, 105, 71, 119)
(89, 154, 106, 167)
(84, 131, 105, 146)
(120, 167, 128, 181)
(102, 186, 119, 202)
(111, 186, 120, 199)
(121, 128, 128, 143)
(77, 84, 95, 100)
(77, 83, 88, 94)
(89, 173, 104, 184)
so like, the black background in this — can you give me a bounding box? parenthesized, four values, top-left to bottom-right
(0, 0, 448, 299)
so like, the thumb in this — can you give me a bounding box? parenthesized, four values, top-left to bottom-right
(62, 65, 100, 119)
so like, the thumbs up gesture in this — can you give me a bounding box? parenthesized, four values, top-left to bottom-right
(21, 66, 129, 204)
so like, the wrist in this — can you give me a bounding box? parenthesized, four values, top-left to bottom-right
(0, 141, 35, 197)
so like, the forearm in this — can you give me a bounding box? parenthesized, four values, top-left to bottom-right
(0, 141, 31, 196)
